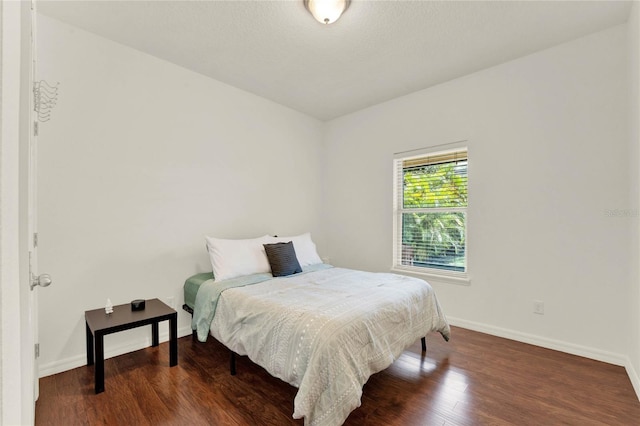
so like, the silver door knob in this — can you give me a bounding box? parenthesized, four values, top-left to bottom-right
(30, 273, 52, 290)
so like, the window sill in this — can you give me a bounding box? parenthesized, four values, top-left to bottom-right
(390, 266, 471, 286)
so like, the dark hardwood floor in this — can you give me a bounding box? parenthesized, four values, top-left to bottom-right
(35, 326, 640, 425)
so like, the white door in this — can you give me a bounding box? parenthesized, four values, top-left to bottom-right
(1, 1, 41, 424)
(28, 0, 53, 405)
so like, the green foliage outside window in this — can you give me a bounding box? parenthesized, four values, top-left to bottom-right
(402, 161, 467, 271)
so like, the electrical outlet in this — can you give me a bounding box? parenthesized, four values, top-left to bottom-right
(533, 300, 544, 315)
(166, 296, 175, 309)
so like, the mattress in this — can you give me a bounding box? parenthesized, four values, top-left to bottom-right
(183, 271, 213, 310)
(198, 266, 450, 426)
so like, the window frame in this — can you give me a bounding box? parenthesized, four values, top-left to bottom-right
(392, 142, 470, 284)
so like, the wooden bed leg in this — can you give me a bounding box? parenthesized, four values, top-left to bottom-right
(421, 337, 427, 352)
(230, 352, 236, 376)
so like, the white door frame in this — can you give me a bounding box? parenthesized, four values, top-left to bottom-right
(1, 1, 35, 425)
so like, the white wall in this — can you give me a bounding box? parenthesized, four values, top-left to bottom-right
(323, 25, 631, 364)
(36, 15, 324, 375)
(628, 0, 640, 397)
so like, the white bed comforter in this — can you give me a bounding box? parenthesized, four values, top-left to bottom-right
(210, 267, 450, 426)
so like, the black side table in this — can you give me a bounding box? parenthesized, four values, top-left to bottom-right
(85, 298, 178, 393)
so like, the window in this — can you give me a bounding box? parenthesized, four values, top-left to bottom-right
(393, 145, 468, 278)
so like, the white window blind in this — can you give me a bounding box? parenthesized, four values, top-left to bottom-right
(393, 147, 468, 275)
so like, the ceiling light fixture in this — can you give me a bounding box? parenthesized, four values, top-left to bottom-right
(304, 0, 350, 25)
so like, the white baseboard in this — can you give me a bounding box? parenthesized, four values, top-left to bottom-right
(624, 356, 640, 402)
(447, 316, 627, 366)
(38, 325, 193, 378)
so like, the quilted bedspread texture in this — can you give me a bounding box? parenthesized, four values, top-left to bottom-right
(208, 267, 450, 426)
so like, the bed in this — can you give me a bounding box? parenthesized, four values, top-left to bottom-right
(184, 234, 450, 426)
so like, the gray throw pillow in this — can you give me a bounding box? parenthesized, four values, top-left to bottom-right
(263, 241, 302, 277)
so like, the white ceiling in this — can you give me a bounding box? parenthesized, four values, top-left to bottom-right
(37, 0, 632, 121)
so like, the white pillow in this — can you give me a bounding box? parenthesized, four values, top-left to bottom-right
(271, 232, 322, 266)
(205, 235, 272, 281)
